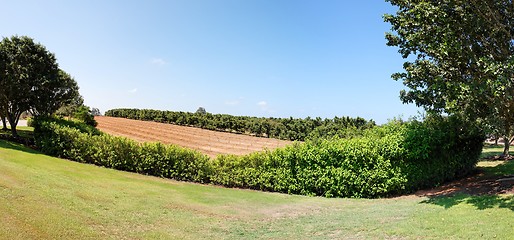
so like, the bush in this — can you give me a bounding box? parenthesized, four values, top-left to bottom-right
(26, 117, 34, 127)
(33, 116, 101, 136)
(210, 129, 408, 198)
(34, 117, 211, 183)
(210, 115, 484, 198)
(399, 115, 485, 189)
(75, 106, 98, 127)
(33, 115, 484, 198)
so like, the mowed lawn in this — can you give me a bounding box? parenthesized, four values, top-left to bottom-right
(0, 140, 513, 239)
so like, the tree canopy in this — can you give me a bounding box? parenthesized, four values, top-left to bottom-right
(195, 107, 207, 115)
(384, 0, 514, 156)
(0, 35, 79, 136)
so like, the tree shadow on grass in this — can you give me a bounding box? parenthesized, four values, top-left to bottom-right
(0, 128, 35, 149)
(480, 144, 504, 159)
(0, 127, 34, 138)
(418, 159, 514, 211)
(0, 139, 41, 155)
(420, 194, 514, 211)
(480, 158, 514, 177)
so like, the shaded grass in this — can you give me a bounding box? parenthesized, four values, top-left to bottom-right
(0, 126, 35, 147)
(0, 126, 34, 137)
(421, 194, 513, 211)
(0, 139, 513, 239)
(478, 159, 514, 177)
(417, 143, 514, 227)
(478, 144, 514, 177)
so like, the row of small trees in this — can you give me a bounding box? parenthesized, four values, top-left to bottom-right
(0, 36, 96, 135)
(105, 108, 376, 141)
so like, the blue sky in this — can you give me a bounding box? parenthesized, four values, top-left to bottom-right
(2, 0, 420, 123)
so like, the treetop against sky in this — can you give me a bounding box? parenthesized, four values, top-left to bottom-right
(1, 1, 419, 123)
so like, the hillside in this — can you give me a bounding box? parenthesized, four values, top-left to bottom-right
(1, 140, 513, 239)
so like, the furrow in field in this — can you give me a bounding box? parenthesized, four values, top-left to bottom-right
(95, 116, 292, 158)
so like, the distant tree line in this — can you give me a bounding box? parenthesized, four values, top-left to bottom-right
(104, 108, 376, 141)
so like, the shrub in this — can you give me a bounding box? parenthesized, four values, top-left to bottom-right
(210, 115, 484, 198)
(211, 131, 408, 198)
(399, 115, 484, 189)
(33, 115, 484, 198)
(75, 106, 98, 127)
(34, 117, 211, 183)
(26, 117, 34, 127)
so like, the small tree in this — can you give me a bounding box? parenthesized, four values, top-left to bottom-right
(31, 70, 80, 116)
(91, 108, 101, 116)
(75, 105, 97, 127)
(195, 107, 207, 115)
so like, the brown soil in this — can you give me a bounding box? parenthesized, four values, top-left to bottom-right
(95, 116, 292, 158)
(415, 169, 514, 198)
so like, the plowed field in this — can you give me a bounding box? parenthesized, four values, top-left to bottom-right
(95, 116, 292, 158)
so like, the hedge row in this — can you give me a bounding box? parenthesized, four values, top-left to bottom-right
(33, 115, 484, 198)
(104, 108, 375, 141)
(211, 116, 484, 197)
(34, 117, 211, 183)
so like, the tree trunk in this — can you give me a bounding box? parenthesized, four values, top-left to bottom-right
(6, 113, 19, 138)
(501, 121, 513, 158)
(9, 122, 18, 137)
(502, 136, 511, 158)
(1, 116, 7, 131)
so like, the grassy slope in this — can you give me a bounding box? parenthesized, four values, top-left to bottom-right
(0, 140, 513, 239)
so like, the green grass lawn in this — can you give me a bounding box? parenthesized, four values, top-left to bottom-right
(0, 139, 513, 239)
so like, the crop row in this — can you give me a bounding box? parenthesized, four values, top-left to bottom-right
(95, 116, 289, 157)
(104, 108, 375, 141)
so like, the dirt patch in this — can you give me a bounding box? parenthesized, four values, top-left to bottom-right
(415, 169, 514, 198)
(95, 116, 292, 158)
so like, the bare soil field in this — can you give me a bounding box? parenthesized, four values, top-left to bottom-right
(95, 116, 292, 158)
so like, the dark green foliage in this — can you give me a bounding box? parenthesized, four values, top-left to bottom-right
(33, 117, 211, 183)
(385, 0, 514, 156)
(105, 108, 375, 141)
(26, 117, 33, 127)
(33, 115, 484, 198)
(33, 116, 101, 136)
(211, 115, 484, 198)
(74, 105, 98, 127)
(399, 115, 485, 189)
(0, 36, 80, 137)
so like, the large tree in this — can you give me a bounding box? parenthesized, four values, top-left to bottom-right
(0, 46, 7, 131)
(384, 0, 514, 156)
(0, 36, 79, 136)
(30, 70, 80, 116)
(56, 94, 84, 119)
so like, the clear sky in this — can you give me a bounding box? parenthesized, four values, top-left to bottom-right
(2, 0, 420, 123)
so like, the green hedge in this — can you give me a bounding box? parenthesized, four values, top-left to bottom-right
(210, 116, 484, 197)
(33, 115, 484, 198)
(33, 117, 211, 183)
